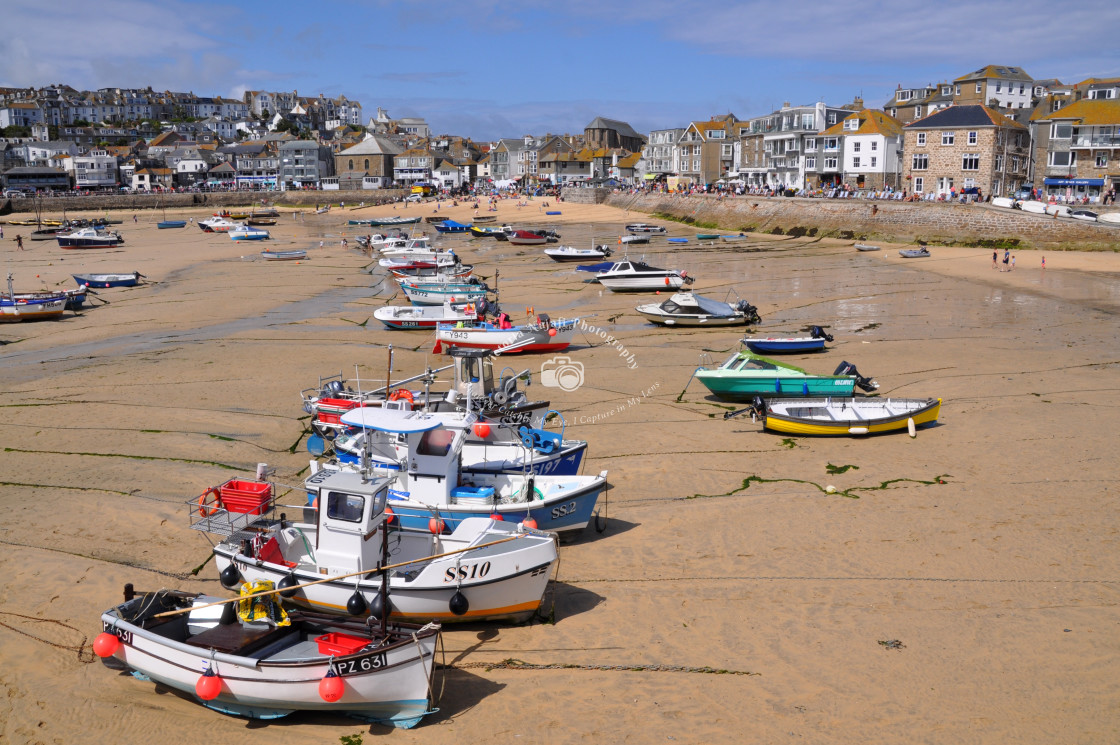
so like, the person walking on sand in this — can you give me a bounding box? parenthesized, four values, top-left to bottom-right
(992, 250, 997, 269)
(1011, 254, 1016, 271)
(15, 234, 25, 250)
(1002, 249, 1010, 272)
(1041, 255, 1046, 271)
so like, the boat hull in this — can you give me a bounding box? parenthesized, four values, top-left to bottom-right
(743, 338, 826, 354)
(760, 397, 941, 436)
(435, 323, 575, 353)
(599, 275, 686, 292)
(401, 284, 487, 306)
(696, 372, 856, 400)
(261, 250, 306, 261)
(158, 221, 186, 229)
(635, 308, 746, 326)
(72, 273, 140, 288)
(0, 297, 67, 322)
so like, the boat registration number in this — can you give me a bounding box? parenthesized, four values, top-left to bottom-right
(551, 501, 577, 519)
(102, 622, 133, 645)
(444, 561, 491, 583)
(444, 331, 472, 340)
(336, 651, 389, 675)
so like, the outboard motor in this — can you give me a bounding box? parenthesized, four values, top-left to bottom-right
(536, 313, 552, 329)
(809, 325, 834, 342)
(750, 395, 767, 422)
(736, 300, 761, 324)
(325, 379, 345, 396)
(834, 361, 879, 392)
(475, 296, 490, 318)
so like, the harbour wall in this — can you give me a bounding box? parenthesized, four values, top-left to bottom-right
(602, 193, 1120, 251)
(0, 189, 410, 215)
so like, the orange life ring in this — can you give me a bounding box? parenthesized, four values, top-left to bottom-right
(198, 487, 222, 517)
(388, 389, 414, 404)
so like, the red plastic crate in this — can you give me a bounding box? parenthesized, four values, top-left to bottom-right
(315, 398, 362, 426)
(315, 632, 370, 656)
(220, 479, 273, 515)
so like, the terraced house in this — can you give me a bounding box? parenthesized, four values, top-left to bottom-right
(902, 105, 1029, 198)
(952, 65, 1035, 110)
(1033, 94, 1120, 202)
(675, 114, 739, 187)
(820, 109, 904, 190)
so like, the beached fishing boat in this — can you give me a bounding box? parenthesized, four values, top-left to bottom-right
(400, 279, 488, 306)
(433, 220, 469, 234)
(434, 314, 575, 354)
(2, 274, 68, 322)
(157, 220, 187, 229)
(899, 248, 930, 258)
(733, 396, 942, 436)
(261, 249, 307, 261)
(1097, 212, 1120, 225)
(695, 233, 720, 241)
(388, 263, 473, 281)
(200, 217, 238, 233)
(366, 216, 421, 226)
(635, 292, 759, 326)
(618, 234, 649, 245)
(198, 465, 559, 623)
(625, 223, 666, 234)
(543, 245, 612, 262)
(596, 259, 693, 292)
(72, 271, 141, 288)
(692, 351, 878, 400)
(720, 234, 748, 242)
(472, 215, 496, 223)
(335, 407, 607, 534)
(374, 301, 479, 329)
(742, 327, 834, 354)
(507, 230, 550, 246)
(95, 584, 439, 726)
(991, 197, 1015, 209)
(57, 227, 124, 248)
(854, 243, 880, 251)
(229, 226, 271, 241)
(247, 217, 277, 226)
(469, 225, 512, 239)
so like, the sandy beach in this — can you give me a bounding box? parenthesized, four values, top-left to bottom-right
(1, 196, 1118, 744)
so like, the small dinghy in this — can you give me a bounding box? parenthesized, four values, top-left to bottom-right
(507, 230, 554, 246)
(95, 584, 439, 727)
(544, 245, 612, 262)
(374, 301, 479, 329)
(854, 243, 880, 251)
(1018, 200, 1047, 214)
(72, 271, 142, 288)
(261, 249, 306, 261)
(720, 234, 748, 243)
(991, 197, 1015, 209)
(667, 237, 688, 244)
(619, 234, 649, 245)
(625, 223, 666, 234)
(157, 220, 187, 229)
(742, 326, 833, 354)
(695, 233, 719, 241)
(728, 396, 942, 436)
(899, 248, 930, 258)
(198, 465, 560, 624)
(636, 291, 759, 326)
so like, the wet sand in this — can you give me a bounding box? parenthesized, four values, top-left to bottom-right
(1, 198, 1119, 744)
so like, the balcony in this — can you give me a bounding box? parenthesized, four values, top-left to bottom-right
(1070, 135, 1120, 149)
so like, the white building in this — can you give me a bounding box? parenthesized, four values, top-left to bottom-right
(67, 149, 119, 189)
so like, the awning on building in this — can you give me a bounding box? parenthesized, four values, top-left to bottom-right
(1043, 178, 1105, 186)
(643, 173, 657, 180)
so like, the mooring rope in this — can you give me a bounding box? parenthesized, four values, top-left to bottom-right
(442, 658, 757, 676)
(0, 611, 95, 663)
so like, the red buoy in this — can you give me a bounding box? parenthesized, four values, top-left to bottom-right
(664, 277, 670, 285)
(548, 328, 557, 337)
(522, 516, 538, 530)
(489, 512, 504, 521)
(93, 632, 120, 658)
(429, 517, 446, 534)
(195, 669, 222, 700)
(473, 422, 491, 438)
(384, 505, 396, 524)
(319, 669, 344, 702)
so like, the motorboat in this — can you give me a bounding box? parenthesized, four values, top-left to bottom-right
(692, 351, 878, 400)
(199, 217, 238, 233)
(95, 584, 439, 726)
(229, 225, 271, 241)
(433, 220, 469, 233)
(2, 273, 67, 322)
(1069, 209, 1098, 223)
(635, 292, 759, 326)
(596, 259, 693, 292)
(507, 230, 551, 246)
(57, 227, 124, 248)
(399, 278, 489, 306)
(619, 234, 649, 245)
(543, 245, 612, 262)
(742, 327, 834, 354)
(733, 396, 942, 436)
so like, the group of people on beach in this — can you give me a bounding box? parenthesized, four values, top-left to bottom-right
(994, 249, 1017, 272)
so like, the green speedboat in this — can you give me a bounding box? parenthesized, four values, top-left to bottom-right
(693, 351, 878, 400)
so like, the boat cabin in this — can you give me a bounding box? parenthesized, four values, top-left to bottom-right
(303, 469, 391, 573)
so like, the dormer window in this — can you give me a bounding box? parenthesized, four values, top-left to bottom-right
(845, 119, 859, 131)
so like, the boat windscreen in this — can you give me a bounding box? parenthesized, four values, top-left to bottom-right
(660, 300, 681, 313)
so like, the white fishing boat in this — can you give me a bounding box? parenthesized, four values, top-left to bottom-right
(200, 217, 238, 233)
(95, 584, 439, 726)
(198, 466, 559, 624)
(434, 314, 576, 354)
(635, 291, 759, 326)
(375, 301, 479, 329)
(1098, 212, 1120, 225)
(2, 273, 67, 322)
(596, 259, 693, 292)
(618, 234, 649, 245)
(336, 407, 607, 535)
(261, 249, 307, 261)
(544, 245, 612, 262)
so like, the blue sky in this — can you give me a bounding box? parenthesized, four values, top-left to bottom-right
(3, 0, 1119, 141)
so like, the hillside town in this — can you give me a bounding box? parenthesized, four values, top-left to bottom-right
(1, 65, 1118, 205)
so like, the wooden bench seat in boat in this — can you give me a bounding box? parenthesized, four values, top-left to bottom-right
(185, 621, 293, 656)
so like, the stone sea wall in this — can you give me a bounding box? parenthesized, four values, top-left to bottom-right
(1, 189, 410, 215)
(603, 193, 1120, 251)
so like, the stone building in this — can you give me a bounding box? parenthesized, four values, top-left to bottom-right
(1033, 97, 1120, 202)
(952, 65, 1034, 110)
(821, 109, 904, 190)
(902, 105, 1029, 198)
(583, 116, 645, 153)
(333, 135, 402, 189)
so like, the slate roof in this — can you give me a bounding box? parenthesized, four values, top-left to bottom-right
(338, 135, 402, 156)
(822, 109, 903, 138)
(904, 105, 1027, 130)
(954, 65, 1032, 82)
(584, 116, 642, 140)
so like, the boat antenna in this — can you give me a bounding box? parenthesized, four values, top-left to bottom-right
(385, 343, 393, 395)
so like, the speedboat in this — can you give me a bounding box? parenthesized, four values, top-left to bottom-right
(199, 466, 560, 623)
(56, 227, 124, 248)
(507, 230, 550, 245)
(95, 584, 439, 727)
(1069, 209, 1098, 223)
(596, 258, 693, 292)
(544, 245, 612, 262)
(742, 327, 834, 354)
(625, 223, 666, 234)
(635, 292, 759, 326)
(693, 351, 878, 400)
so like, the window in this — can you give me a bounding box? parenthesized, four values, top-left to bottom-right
(824, 157, 838, 170)
(709, 130, 725, 139)
(853, 142, 861, 152)
(994, 154, 1004, 171)
(824, 137, 838, 150)
(897, 90, 913, 102)
(326, 492, 365, 523)
(805, 137, 816, 151)
(693, 145, 702, 156)
(1096, 153, 1108, 168)
(347, 159, 353, 170)
(870, 157, 877, 167)
(853, 157, 861, 168)
(967, 131, 978, 145)
(806, 157, 816, 169)
(693, 159, 700, 170)
(917, 133, 927, 146)
(995, 82, 1002, 92)
(828, 113, 837, 124)
(1050, 124, 1073, 139)
(871, 141, 878, 151)
(912, 153, 929, 170)
(722, 144, 733, 156)
(976, 83, 983, 93)
(802, 114, 814, 129)
(955, 85, 961, 95)
(962, 153, 980, 170)
(1048, 152, 1073, 167)
(942, 132, 955, 145)
(913, 176, 924, 192)
(364, 159, 369, 170)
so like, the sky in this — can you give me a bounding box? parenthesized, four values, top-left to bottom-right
(3, 0, 1119, 142)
